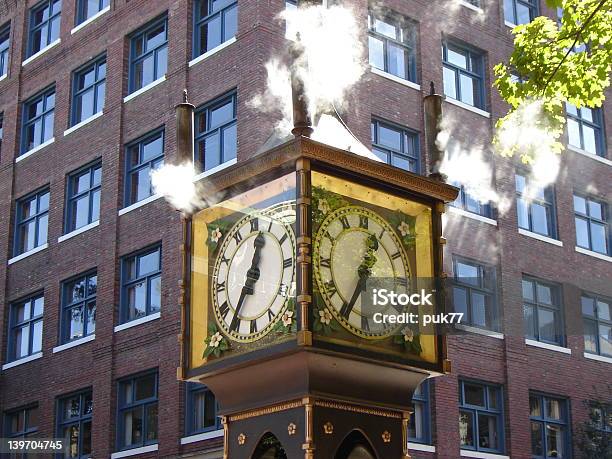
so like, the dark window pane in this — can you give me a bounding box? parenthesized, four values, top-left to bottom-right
(531, 422, 543, 456)
(135, 374, 156, 400)
(478, 414, 499, 450)
(464, 384, 485, 407)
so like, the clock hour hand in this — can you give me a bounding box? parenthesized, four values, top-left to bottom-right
(340, 234, 379, 318)
(340, 274, 367, 318)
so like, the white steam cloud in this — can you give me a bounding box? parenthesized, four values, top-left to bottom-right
(151, 162, 204, 215)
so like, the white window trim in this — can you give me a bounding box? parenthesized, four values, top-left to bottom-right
(370, 66, 421, 92)
(444, 97, 491, 118)
(53, 334, 95, 353)
(504, 20, 517, 28)
(193, 158, 237, 182)
(110, 444, 158, 459)
(16, 137, 55, 163)
(460, 450, 510, 459)
(8, 243, 49, 265)
(71, 5, 111, 35)
(58, 220, 100, 243)
(518, 228, 563, 246)
(114, 312, 161, 333)
(458, 0, 484, 13)
(123, 76, 166, 103)
(448, 206, 498, 226)
(456, 324, 504, 340)
(2, 352, 43, 370)
(22, 39, 61, 66)
(0, 74, 7, 83)
(584, 352, 612, 364)
(408, 443, 436, 453)
(189, 36, 237, 67)
(525, 339, 571, 355)
(118, 194, 163, 216)
(181, 429, 224, 445)
(63, 111, 103, 136)
(567, 145, 612, 166)
(575, 246, 612, 263)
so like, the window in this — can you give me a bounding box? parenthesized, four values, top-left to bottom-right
(442, 41, 485, 109)
(408, 380, 431, 444)
(76, 0, 110, 25)
(367, 10, 417, 83)
(5, 406, 38, 440)
(0, 23, 9, 77)
(186, 383, 221, 435)
(371, 119, 419, 173)
(522, 277, 564, 345)
(452, 183, 493, 218)
(452, 258, 499, 331)
(582, 293, 611, 357)
(117, 371, 158, 451)
(60, 272, 97, 344)
(504, 0, 538, 25)
(57, 390, 93, 459)
(285, 0, 297, 39)
(128, 16, 167, 94)
(120, 245, 162, 324)
(574, 195, 609, 255)
(193, 0, 237, 58)
(459, 380, 504, 453)
(21, 86, 55, 154)
(7, 294, 44, 362)
(515, 173, 557, 238)
(195, 92, 237, 172)
(28, 0, 61, 57)
(14, 188, 50, 256)
(66, 162, 101, 233)
(72, 56, 106, 126)
(589, 403, 612, 434)
(124, 129, 164, 206)
(530, 393, 569, 459)
(566, 104, 606, 157)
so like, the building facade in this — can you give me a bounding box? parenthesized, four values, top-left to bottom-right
(0, 0, 610, 458)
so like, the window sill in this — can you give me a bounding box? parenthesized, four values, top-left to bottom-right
(71, 5, 110, 34)
(456, 324, 504, 340)
(584, 352, 612, 364)
(16, 137, 55, 163)
(114, 312, 161, 333)
(8, 243, 49, 265)
(575, 246, 612, 263)
(111, 444, 158, 459)
(189, 36, 237, 67)
(124, 76, 166, 103)
(444, 97, 490, 118)
(525, 339, 571, 354)
(458, 0, 484, 13)
(448, 206, 497, 226)
(460, 450, 509, 459)
(2, 352, 43, 370)
(193, 158, 238, 182)
(518, 228, 563, 246)
(181, 429, 224, 445)
(53, 334, 95, 353)
(567, 145, 612, 166)
(22, 39, 61, 66)
(408, 443, 436, 453)
(64, 111, 103, 136)
(504, 20, 517, 28)
(58, 220, 100, 243)
(118, 194, 163, 216)
(0, 73, 7, 83)
(370, 67, 421, 91)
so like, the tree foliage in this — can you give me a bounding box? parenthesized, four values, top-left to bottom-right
(494, 0, 612, 162)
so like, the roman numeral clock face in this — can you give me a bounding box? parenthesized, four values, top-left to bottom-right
(314, 206, 411, 339)
(211, 203, 296, 343)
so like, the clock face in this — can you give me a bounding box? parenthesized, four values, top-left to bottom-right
(211, 202, 296, 342)
(313, 205, 411, 339)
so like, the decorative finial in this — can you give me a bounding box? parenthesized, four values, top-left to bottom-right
(429, 81, 435, 96)
(182, 89, 188, 103)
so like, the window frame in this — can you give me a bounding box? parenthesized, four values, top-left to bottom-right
(116, 370, 159, 451)
(452, 184, 494, 218)
(193, 0, 238, 59)
(566, 105, 606, 157)
(573, 194, 609, 255)
(21, 86, 56, 154)
(76, 0, 109, 26)
(28, 0, 61, 57)
(55, 388, 93, 459)
(458, 379, 505, 454)
(442, 40, 486, 109)
(119, 244, 162, 324)
(505, 0, 539, 25)
(515, 172, 558, 238)
(185, 382, 222, 436)
(60, 271, 97, 345)
(582, 292, 611, 358)
(124, 128, 165, 207)
(7, 293, 44, 363)
(128, 15, 168, 94)
(367, 10, 418, 83)
(529, 392, 570, 459)
(408, 380, 432, 445)
(14, 187, 50, 256)
(522, 276, 565, 346)
(65, 161, 102, 233)
(0, 22, 10, 78)
(371, 118, 420, 173)
(71, 55, 106, 126)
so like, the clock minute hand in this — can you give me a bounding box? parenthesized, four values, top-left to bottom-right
(340, 234, 379, 318)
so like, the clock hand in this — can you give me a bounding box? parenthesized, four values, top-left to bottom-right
(340, 234, 379, 318)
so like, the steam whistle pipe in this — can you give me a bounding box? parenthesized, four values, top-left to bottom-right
(176, 89, 196, 163)
(290, 37, 313, 138)
(424, 82, 445, 181)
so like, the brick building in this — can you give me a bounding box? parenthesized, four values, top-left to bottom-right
(0, 0, 610, 458)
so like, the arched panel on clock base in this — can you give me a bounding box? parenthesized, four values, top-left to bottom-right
(335, 430, 378, 459)
(252, 432, 288, 459)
